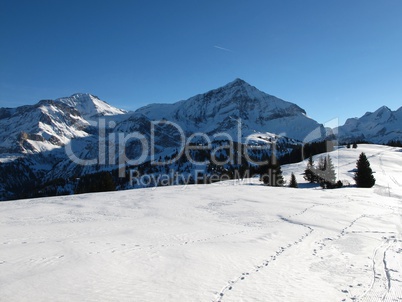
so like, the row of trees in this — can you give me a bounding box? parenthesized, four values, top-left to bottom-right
(67, 152, 377, 193)
(346, 143, 358, 149)
(258, 153, 284, 187)
(304, 154, 342, 189)
(302, 152, 375, 188)
(73, 152, 376, 193)
(387, 140, 402, 147)
(75, 171, 116, 194)
(259, 150, 375, 189)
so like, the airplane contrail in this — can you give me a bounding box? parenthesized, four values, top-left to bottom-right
(214, 45, 233, 52)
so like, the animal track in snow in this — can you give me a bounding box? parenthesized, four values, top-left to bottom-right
(214, 216, 313, 302)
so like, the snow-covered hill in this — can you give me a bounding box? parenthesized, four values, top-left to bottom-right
(1, 144, 401, 301)
(337, 106, 402, 144)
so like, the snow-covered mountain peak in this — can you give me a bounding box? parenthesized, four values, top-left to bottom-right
(55, 93, 126, 119)
(372, 105, 392, 119)
(135, 79, 322, 141)
(222, 77, 249, 89)
(206, 78, 274, 104)
(376, 105, 391, 111)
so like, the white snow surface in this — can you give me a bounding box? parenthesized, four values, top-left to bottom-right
(1, 144, 401, 301)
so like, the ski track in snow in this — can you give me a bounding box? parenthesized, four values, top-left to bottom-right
(356, 238, 402, 302)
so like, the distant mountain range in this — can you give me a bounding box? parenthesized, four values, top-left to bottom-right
(336, 105, 402, 144)
(0, 79, 400, 200)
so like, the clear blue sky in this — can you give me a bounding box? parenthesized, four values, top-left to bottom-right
(1, 0, 401, 125)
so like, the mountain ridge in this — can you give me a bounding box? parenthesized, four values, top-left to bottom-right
(1, 79, 400, 154)
(0, 79, 401, 200)
(337, 105, 402, 143)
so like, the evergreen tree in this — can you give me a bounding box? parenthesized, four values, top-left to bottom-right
(304, 154, 317, 183)
(270, 153, 284, 187)
(325, 155, 336, 184)
(354, 152, 376, 188)
(76, 171, 116, 194)
(289, 172, 298, 188)
(258, 163, 270, 183)
(315, 156, 326, 182)
(317, 155, 337, 189)
(261, 153, 284, 186)
(387, 140, 402, 147)
(273, 164, 284, 187)
(346, 143, 351, 149)
(352, 143, 358, 149)
(319, 156, 327, 170)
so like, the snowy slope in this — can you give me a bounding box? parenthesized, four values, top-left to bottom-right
(1, 144, 401, 302)
(135, 78, 326, 142)
(337, 106, 402, 144)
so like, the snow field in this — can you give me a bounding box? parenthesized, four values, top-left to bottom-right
(0, 145, 401, 301)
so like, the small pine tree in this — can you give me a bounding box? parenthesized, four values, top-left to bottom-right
(325, 155, 336, 185)
(318, 156, 327, 171)
(346, 143, 351, 149)
(315, 156, 326, 182)
(270, 153, 284, 187)
(273, 164, 284, 187)
(317, 155, 337, 189)
(304, 154, 317, 183)
(354, 152, 375, 188)
(261, 174, 270, 185)
(289, 173, 298, 188)
(352, 143, 358, 149)
(261, 153, 284, 186)
(258, 163, 270, 183)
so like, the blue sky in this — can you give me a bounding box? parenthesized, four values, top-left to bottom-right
(1, 0, 401, 125)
